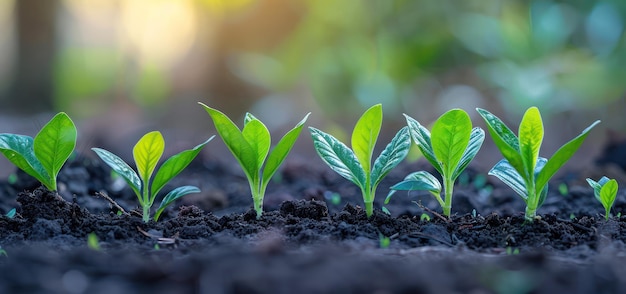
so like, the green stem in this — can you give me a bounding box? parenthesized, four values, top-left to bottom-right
(524, 181, 537, 222)
(142, 184, 151, 223)
(442, 177, 453, 217)
(365, 200, 374, 218)
(142, 205, 150, 223)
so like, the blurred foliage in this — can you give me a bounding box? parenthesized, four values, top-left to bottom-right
(233, 0, 626, 118)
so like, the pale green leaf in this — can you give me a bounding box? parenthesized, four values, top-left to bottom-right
(262, 113, 310, 187)
(371, 127, 410, 189)
(199, 103, 257, 182)
(310, 127, 365, 187)
(389, 171, 442, 193)
(535, 120, 600, 195)
(153, 186, 200, 221)
(404, 114, 442, 174)
(0, 134, 49, 187)
(242, 118, 270, 174)
(33, 112, 77, 191)
(431, 109, 472, 176)
(92, 148, 142, 199)
(452, 127, 485, 180)
(599, 179, 618, 216)
(518, 107, 543, 179)
(133, 131, 164, 185)
(152, 136, 213, 198)
(477, 108, 525, 177)
(351, 104, 382, 173)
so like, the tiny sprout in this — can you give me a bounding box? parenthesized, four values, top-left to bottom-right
(587, 176, 619, 220)
(558, 183, 569, 196)
(87, 233, 101, 251)
(379, 233, 391, 249)
(5, 208, 16, 218)
(420, 213, 431, 222)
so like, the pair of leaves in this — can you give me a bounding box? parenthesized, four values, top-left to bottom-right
(387, 109, 484, 215)
(310, 104, 411, 206)
(478, 107, 600, 210)
(199, 103, 310, 217)
(92, 132, 213, 222)
(0, 113, 77, 191)
(489, 158, 549, 207)
(587, 176, 619, 220)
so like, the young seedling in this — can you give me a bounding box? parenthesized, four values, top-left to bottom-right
(199, 103, 310, 219)
(0, 112, 77, 192)
(477, 107, 600, 222)
(93, 131, 213, 222)
(309, 104, 411, 218)
(587, 176, 619, 220)
(385, 109, 485, 217)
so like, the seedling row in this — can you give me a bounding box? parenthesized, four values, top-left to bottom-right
(0, 103, 615, 223)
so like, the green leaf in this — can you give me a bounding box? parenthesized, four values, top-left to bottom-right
(33, 112, 77, 191)
(5, 208, 16, 218)
(534, 120, 600, 195)
(133, 131, 164, 185)
(490, 157, 547, 202)
(489, 159, 528, 201)
(92, 148, 142, 198)
(404, 114, 442, 175)
(262, 113, 310, 187)
(351, 104, 382, 173)
(153, 186, 200, 221)
(0, 134, 49, 186)
(452, 127, 485, 180)
(199, 103, 257, 182)
(477, 108, 525, 177)
(242, 118, 271, 175)
(309, 127, 366, 187)
(389, 171, 442, 193)
(371, 127, 410, 189)
(244, 112, 257, 126)
(518, 107, 543, 179)
(152, 136, 214, 198)
(586, 177, 605, 201)
(431, 109, 472, 177)
(599, 179, 618, 215)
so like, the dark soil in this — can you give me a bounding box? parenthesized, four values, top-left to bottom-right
(2, 140, 626, 293)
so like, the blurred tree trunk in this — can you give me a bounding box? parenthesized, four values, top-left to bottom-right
(3, 0, 58, 114)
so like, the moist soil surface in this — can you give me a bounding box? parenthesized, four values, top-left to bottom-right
(2, 146, 626, 294)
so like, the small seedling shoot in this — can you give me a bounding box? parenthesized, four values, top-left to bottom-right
(587, 176, 619, 220)
(477, 106, 600, 222)
(93, 131, 213, 222)
(386, 109, 484, 217)
(310, 104, 411, 218)
(199, 103, 310, 219)
(0, 112, 77, 192)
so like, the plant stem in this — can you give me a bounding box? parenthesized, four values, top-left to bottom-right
(525, 180, 537, 222)
(142, 205, 150, 223)
(442, 177, 453, 217)
(364, 200, 374, 217)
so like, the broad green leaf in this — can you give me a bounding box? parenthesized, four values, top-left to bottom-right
(153, 186, 200, 221)
(431, 109, 471, 176)
(490, 157, 547, 202)
(242, 118, 270, 174)
(33, 112, 77, 191)
(152, 136, 214, 198)
(404, 114, 442, 174)
(0, 134, 49, 186)
(452, 127, 485, 180)
(489, 159, 528, 200)
(599, 179, 618, 213)
(262, 113, 310, 187)
(518, 107, 543, 180)
(133, 131, 164, 185)
(477, 108, 525, 177)
(371, 127, 410, 189)
(389, 171, 442, 193)
(351, 104, 382, 173)
(199, 103, 257, 181)
(534, 120, 600, 195)
(310, 127, 366, 187)
(92, 148, 142, 198)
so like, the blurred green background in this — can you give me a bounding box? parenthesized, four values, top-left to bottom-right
(0, 0, 624, 156)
